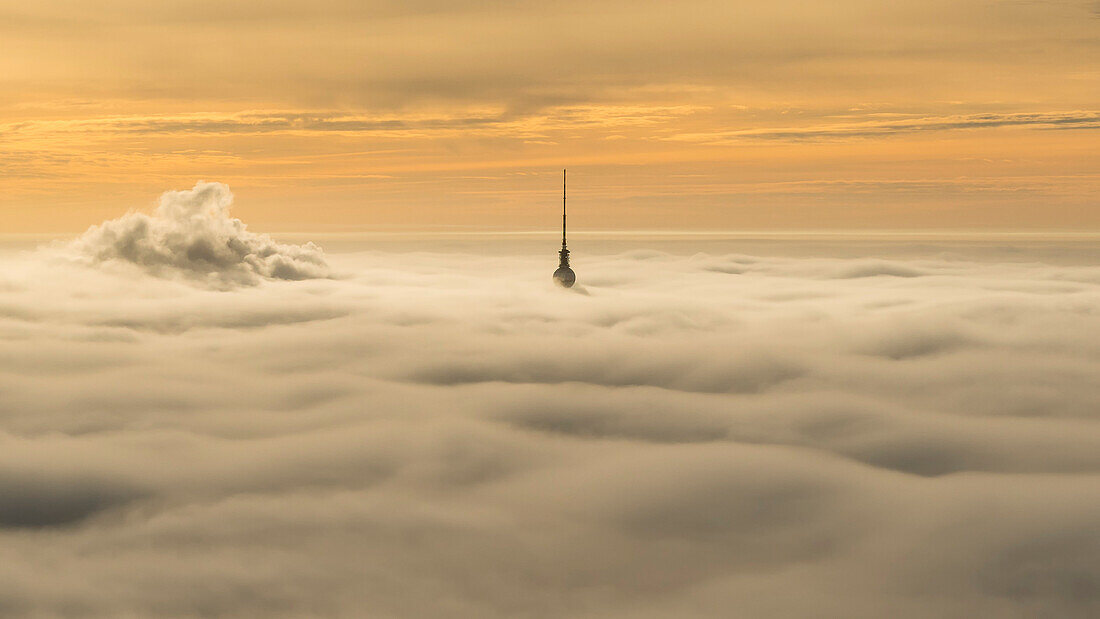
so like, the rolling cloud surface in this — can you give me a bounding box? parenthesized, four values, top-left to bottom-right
(0, 215, 1098, 616)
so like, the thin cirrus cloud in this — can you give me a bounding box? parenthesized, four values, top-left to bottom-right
(0, 113, 503, 137)
(6, 109, 1100, 140)
(0, 105, 703, 139)
(668, 110, 1100, 143)
(0, 187, 1098, 616)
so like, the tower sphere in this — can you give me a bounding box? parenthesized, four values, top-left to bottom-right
(554, 266, 576, 287)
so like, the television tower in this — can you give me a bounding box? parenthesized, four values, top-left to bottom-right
(553, 169, 576, 287)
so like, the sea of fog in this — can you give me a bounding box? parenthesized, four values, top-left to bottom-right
(0, 183, 1098, 617)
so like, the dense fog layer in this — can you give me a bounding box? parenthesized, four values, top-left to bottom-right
(1, 229, 1098, 617)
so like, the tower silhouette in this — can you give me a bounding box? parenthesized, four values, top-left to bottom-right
(553, 169, 576, 287)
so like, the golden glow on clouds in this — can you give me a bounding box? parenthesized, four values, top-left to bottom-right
(1, 0, 1098, 231)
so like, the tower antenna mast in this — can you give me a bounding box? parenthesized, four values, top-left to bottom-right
(562, 168, 567, 247)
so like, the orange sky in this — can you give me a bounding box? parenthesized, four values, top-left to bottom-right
(2, 0, 1098, 232)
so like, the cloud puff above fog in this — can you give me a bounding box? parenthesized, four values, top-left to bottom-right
(68, 181, 329, 287)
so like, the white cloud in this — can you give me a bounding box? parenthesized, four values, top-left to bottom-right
(0, 224, 1098, 617)
(63, 181, 329, 288)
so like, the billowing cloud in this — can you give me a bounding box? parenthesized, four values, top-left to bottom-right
(0, 226, 1098, 616)
(64, 181, 329, 287)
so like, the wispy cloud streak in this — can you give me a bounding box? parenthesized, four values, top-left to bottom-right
(670, 111, 1100, 143)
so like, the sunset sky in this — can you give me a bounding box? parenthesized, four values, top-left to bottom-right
(2, 0, 1098, 232)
